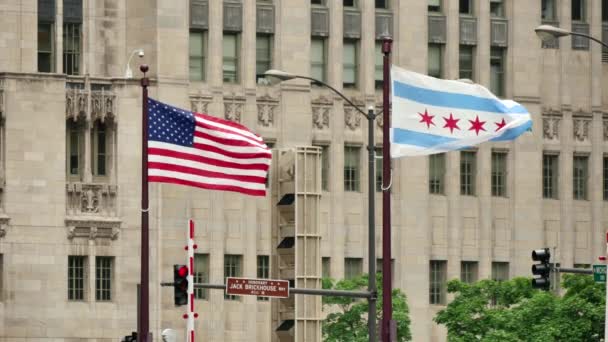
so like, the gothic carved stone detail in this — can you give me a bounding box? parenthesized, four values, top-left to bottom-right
(66, 220, 121, 241)
(573, 116, 591, 142)
(344, 98, 364, 131)
(257, 95, 278, 127)
(66, 182, 118, 217)
(190, 95, 212, 114)
(0, 214, 9, 238)
(542, 114, 561, 141)
(91, 90, 116, 124)
(66, 88, 88, 121)
(223, 95, 245, 123)
(603, 117, 608, 141)
(312, 96, 332, 130)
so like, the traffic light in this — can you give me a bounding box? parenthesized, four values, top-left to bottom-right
(173, 264, 189, 306)
(122, 332, 137, 342)
(531, 248, 551, 290)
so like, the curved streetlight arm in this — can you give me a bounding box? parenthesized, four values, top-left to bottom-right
(569, 31, 608, 50)
(292, 75, 374, 119)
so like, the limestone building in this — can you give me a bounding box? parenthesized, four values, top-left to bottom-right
(0, 0, 607, 341)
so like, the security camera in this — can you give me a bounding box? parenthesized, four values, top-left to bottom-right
(138, 49, 144, 58)
(161, 329, 176, 342)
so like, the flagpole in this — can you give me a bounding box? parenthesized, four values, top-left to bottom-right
(139, 64, 150, 342)
(381, 37, 393, 342)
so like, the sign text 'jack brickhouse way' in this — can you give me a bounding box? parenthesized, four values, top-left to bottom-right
(225, 277, 289, 298)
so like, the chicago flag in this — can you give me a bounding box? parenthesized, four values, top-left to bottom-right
(390, 65, 532, 157)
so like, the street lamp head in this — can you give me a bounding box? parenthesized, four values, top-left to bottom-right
(535, 24, 571, 42)
(264, 69, 298, 85)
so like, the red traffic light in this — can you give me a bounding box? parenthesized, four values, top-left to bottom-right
(178, 265, 188, 278)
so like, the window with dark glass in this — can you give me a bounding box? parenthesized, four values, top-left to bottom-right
(38, 22, 54, 72)
(459, 46, 474, 80)
(313, 144, 329, 191)
(461, 261, 478, 283)
(63, 23, 81, 75)
(92, 121, 107, 177)
(542, 0, 557, 21)
(344, 258, 362, 279)
(603, 0, 608, 22)
(344, 146, 360, 192)
(67, 120, 83, 178)
(257, 255, 270, 301)
(256, 34, 272, 83)
(311, 38, 327, 83)
(194, 254, 209, 300)
(343, 40, 358, 88)
(428, 0, 441, 12)
(490, 0, 504, 17)
(189, 30, 207, 81)
(343, 0, 356, 7)
(224, 255, 242, 300)
(492, 262, 509, 281)
(459, 0, 472, 15)
(573, 155, 589, 200)
(95, 256, 113, 301)
(543, 153, 559, 199)
(311, 0, 324, 4)
(375, 41, 383, 88)
(490, 47, 505, 97)
(430, 260, 446, 304)
(68, 256, 86, 301)
(223, 33, 239, 83)
(491, 151, 507, 197)
(572, 0, 586, 22)
(428, 44, 443, 78)
(322, 257, 331, 278)
(460, 151, 476, 195)
(375, 0, 388, 9)
(429, 153, 445, 195)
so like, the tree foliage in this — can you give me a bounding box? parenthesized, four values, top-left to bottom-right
(322, 273, 411, 342)
(434, 275, 605, 341)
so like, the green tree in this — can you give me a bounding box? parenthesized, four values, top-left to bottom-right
(322, 273, 411, 342)
(434, 275, 605, 341)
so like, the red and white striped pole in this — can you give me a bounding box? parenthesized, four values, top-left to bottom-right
(184, 219, 198, 342)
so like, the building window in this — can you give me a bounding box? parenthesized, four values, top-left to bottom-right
(224, 255, 242, 300)
(459, 46, 474, 80)
(95, 256, 113, 301)
(264, 142, 274, 188)
(38, 22, 54, 72)
(543, 153, 559, 199)
(344, 258, 362, 279)
(375, 0, 388, 9)
(428, 44, 443, 78)
(189, 30, 207, 81)
(375, 147, 383, 192)
(460, 151, 476, 196)
(311, 0, 325, 4)
(572, 0, 586, 22)
(428, 0, 441, 12)
(67, 120, 83, 178)
(604, 156, 608, 200)
(257, 255, 270, 301)
(491, 151, 507, 197)
(256, 34, 272, 83)
(459, 0, 473, 15)
(542, 0, 557, 21)
(375, 41, 383, 88)
(343, 0, 356, 7)
(573, 155, 589, 200)
(343, 40, 358, 88)
(490, 47, 505, 97)
(63, 23, 81, 75)
(492, 262, 509, 281)
(429, 153, 446, 195)
(461, 261, 478, 283)
(91, 121, 108, 177)
(194, 254, 209, 300)
(68, 256, 86, 301)
(490, 0, 504, 17)
(223, 33, 239, 83)
(430, 260, 446, 305)
(344, 146, 360, 192)
(322, 257, 331, 278)
(314, 144, 330, 191)
(603, 0, 608, 22)
(311, 38, 327, 83)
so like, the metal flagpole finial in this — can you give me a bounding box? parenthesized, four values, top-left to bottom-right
(140, 65, 149, 87)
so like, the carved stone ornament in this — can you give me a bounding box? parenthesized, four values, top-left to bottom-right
(66, 88, 88, 121)
(573, 116, 591, 142)
(603, 118, 608, 141)
(0, 214, 9, 238)
(91, 90, 116, 124)
(190, 94, 212, 114)
(312, 96, 332, 130)
(344, 106, 362, 130)
(66, 182, 118, 217)
(257, 95, 278, 127)
(66, 219, 121, 241)
(223, 95, 245, 123)
(542, 115, 561, 140)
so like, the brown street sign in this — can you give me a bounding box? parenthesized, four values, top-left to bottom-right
(225, 277, 290, 298)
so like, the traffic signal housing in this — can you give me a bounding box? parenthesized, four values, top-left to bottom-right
(173, 264, 189, 306)
(531, 248, 551, 290)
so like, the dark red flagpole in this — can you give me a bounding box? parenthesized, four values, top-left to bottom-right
(381, 37, 393, 342)
(139, 64, 150, 342)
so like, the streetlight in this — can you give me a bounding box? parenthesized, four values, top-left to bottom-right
(534, 24, 608, 342)
(125, 49, 145, 78)
(265, 69, 379, 342)
(534, 24, 608, 49)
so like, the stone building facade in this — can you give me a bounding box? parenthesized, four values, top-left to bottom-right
(0, 0, 607, 341)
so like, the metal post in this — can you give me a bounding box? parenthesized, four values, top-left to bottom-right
(605, 231, 608, 342)
(139, 65, 150, 342)
(381, 36, 394, 342)
(367, 108, 377, 342)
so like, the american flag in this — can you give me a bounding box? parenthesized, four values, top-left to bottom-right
(147, 98, 271, 196)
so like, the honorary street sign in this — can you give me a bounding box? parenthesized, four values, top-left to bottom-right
(226, 277, 290, 298)
(593, 264, 607, 283)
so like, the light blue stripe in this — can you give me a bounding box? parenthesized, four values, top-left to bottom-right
(392, 120, 532, 148)
(392, 128, 459, 148)
(393, 80, 529, 115)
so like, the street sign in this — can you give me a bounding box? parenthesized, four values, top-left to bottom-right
(226, 277, 290, 298)
(593, 264, 607, 283)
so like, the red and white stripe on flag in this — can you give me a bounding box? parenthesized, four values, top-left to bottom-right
(147, 98, 271, 197)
